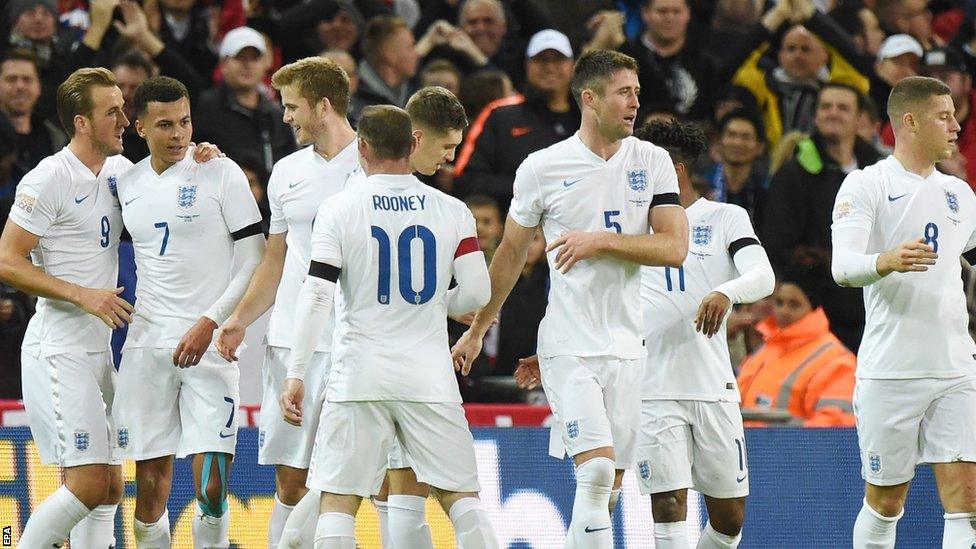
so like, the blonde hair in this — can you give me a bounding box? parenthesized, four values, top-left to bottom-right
(57, 67, 117, 137)
(272, 57, 351, 116)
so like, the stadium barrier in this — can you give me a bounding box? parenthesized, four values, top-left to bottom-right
(0, 425, 944, 548)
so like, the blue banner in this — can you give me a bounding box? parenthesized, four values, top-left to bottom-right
(0, 427, 943, 547)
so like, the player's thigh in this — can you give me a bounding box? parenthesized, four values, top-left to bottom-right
(115, 348, 181, 460)
(393, 402, 481, 494)
(689, 401, 749, 499)
(258, 347, 330, 468)
(177, 351, 240, 458)
(24, 351, 116, 466)
(602, 357, 642, 469)
(921, 375, 976, 465)
(635, 400, 694, 496)
(307, 401, 392, 498)
(854, 378, 931, 486)
(540, 355, 613, 461)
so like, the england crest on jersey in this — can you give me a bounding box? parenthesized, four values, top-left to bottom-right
(107, 175, 118, 197)
(946, 190, 960, 214)
(75, 430, 90, 451)
(178, 184, 197, 209)
(638, 460, 651, 480)
(693, 224, 713, 246)
(628, 169, 648, 192)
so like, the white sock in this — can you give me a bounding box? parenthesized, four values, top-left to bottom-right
(448, 497, 499, 549)
(697, 521, 741, 549)
(853, 499, 901, 549)
(269, 495, 295, 549)
(17, 485, 90, 548)
(134, 508, 171, 549)
(943, 512, 976, 548)
(608, 489, 621, 516)
(654, 521, 689, 549)
(388, 495, 432, 549)
(192, 503, 230, 549)
(280, 489, 320, 549)
(313, 512, 356, 549)
(566, 457, 614, 549)
(69, 503, 118, 549)
(372, 498, 391, 549)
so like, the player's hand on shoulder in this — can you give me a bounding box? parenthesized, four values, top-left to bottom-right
(215, 318, 246, 362)
(190, 142, 224, 164)
(546, 231, 608, 274)
(173, 316, 218, 368)
(280, 378, 304, 426)
(695, 291, 732, 338)
(514, 355, 541, 390)
(877, 238, 938, 276)
(74, 286, 134, 329)
(451, 329, 484, 376)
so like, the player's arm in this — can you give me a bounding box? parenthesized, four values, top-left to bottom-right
(453, 216, 537, 373)
(697, 208, 775, 337)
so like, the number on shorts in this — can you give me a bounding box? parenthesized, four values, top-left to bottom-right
(735, 437, 746, 472)
(223, 396, 235, 429)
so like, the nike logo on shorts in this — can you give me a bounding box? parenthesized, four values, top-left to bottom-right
(584, 525, 611, 533)
(219, 431, 235, 439)
(737, 473, 748, 483)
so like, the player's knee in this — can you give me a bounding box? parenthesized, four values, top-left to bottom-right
(104, 474, 124, 504)
(708, 506, 744, 536)
(576, 456, 615, 490)
(651, 491, 687, 522)
(196, 453, 229, 517)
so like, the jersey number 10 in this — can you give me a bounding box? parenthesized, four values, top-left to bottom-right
(371, 225, 436, 305)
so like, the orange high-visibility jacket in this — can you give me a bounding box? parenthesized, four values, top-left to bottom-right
(737, 308, 856, 427)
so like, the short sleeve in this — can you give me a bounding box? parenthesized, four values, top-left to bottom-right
(650, 146, 680, 205)
(267, 165, 288, 235)
(219, 160, 263, 234)
(9, 164, 62, 237)
(310, 200, 343, 267)
(508, 159, 543, 228)
(723, 205, 761, 255)
(832, 169, 879, 232)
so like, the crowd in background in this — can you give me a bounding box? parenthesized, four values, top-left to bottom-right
(2, 0, 976, 425)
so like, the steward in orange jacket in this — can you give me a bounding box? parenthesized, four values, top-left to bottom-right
(737, 306, 857, 427)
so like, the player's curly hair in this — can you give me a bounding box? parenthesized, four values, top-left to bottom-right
(634, 119, 708, 167)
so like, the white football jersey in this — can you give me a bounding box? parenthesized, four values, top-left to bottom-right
(641, 199, 760, 402)
(266, 142, 359, 351)
(311, 173, 480, 403)
(509, 133, 680, 359)
(9, 147, 131, 357)
(832, 156, 976, 379)
(118, 151, 261, 348)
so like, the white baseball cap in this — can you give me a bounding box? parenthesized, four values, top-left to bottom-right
(877, 34, 923, 62)
(219, 26, 268, 58)
(526, 29, 573, 59)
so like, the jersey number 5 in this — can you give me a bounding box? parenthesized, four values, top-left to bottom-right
(371, 225, 436, 305)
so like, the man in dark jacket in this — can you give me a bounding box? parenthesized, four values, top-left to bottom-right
(763, 83, 881, 351)
(453, 29, 579, 209)
(193, 27, 295, 174)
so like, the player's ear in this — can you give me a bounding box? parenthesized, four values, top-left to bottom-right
(135, 118, 145, 138)
(317, 97, 332, 118)
(73, 114, 89, 136)
(903, 111, 916, 132)
(581, 88, 596, 110)
(412, 128, 423, 145)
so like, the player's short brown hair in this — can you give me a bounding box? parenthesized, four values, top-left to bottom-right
(359, 105, 413, 160)
(57, 67, 118, 137)
(362, 16, 409, 68)
(887, 76, 952, 124)
(272, 56, 351, 116)
(406, 86, 467, 133)
(570, 49, 638, 108)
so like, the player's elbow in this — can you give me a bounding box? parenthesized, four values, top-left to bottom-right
(831, 260, 853, 288)
(663, 236, 689, 268)
(473, 281, 491, 309)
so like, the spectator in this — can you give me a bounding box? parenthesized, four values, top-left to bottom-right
(828, 1, 885, 60)
(415, 19, 493, 76)
(454, 29, 579, 208)
(111, 50, 153, 163)
(871, 34, 923, 122)
(0, 49, 66, 198)
(495, 227, 547, 378)
(321, 49, 360, 96)
(705, 109, 767, 225)
(704, 0, 763, 64)
(0, 283, 33, 400)
(858, 93, 889, 155)
(964, 259, 976, 343)
(193, 26, 295, 174)
(737, 264, 857, 427)
(237, 153, 272, 231)
(151, 0, 218, 81)
(420, 58, 462, 96)
(464, 194, 503, 261)
(459, 69, 513, 121)
(875, 0, 937, 49)
(763, 83, 881, 352)
(352, 15, 419, 121)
